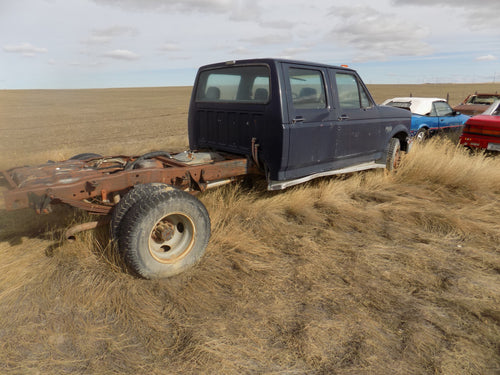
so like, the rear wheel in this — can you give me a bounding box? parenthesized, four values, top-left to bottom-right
(118, 188, 211, 279)
(110, 183, 171, 240)
(386, 137, 401, 171)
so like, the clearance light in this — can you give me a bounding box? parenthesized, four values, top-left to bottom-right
(341, 64, 349, 67)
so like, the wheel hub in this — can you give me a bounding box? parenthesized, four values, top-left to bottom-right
(153, 221, 175, 242)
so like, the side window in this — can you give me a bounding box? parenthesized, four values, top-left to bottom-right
(433, 101, 453, 117)
(289, 68, 326, 109)
(336, 73, 371, 109)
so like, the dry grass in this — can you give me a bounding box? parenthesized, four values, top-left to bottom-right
(0, 86, 499, 374)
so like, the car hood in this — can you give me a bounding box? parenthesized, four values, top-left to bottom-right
(453, 104, 489, 116)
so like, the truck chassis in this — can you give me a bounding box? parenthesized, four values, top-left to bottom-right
(1, 151, 259, 214)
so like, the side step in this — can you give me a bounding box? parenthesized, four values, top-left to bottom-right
(267, 162, 386, 190)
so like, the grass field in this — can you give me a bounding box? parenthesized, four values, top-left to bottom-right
(0, 84, 499, 374)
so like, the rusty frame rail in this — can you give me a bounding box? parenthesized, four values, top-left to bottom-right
(2, 153, 261, 214)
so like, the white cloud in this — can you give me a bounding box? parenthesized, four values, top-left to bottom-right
(228, 0, 261, 21)
(92, 0, 233, 13)
(3, 42, 48, 56)
(240, 34, 293, 46)
(83, 36, 112, 45)
(392, 0, 500, 29)
(92, 25, 139, 38)
(82, 26, 139, 45)
(476, 54, 497, 61)
(103, 49, 140, 60)
(160, 43, 181, 52)
(231, 46, 251, 55)
(328, 6, 432, 61)
(281, 47, 310, 56)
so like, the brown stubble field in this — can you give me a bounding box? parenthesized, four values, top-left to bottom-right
(0, 84, 499, 374)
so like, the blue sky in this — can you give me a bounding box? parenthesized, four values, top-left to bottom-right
(1, 0, 499, 89)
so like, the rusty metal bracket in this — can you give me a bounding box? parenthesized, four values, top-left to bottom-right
(185, 170, 206, 192)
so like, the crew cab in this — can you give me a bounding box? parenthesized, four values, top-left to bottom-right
(190, 59, 411, 189)
(2, 58, 411, 279)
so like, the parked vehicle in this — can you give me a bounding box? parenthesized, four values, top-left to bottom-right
(453, 93, 500, 116)
(460, 100, 500, 152)
(1, 58, 411, 279)
(382, 97, 469, 141)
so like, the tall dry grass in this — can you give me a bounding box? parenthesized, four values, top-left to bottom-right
(0, 140, 499, 374)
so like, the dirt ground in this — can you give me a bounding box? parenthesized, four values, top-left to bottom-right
(0, 84, 499, 374)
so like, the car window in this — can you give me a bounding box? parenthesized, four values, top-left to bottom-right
(432, 101, 453, 117)
(196, 65, 270, 103)
(336, 73, 371, 109)
(288, 68, 326, 109)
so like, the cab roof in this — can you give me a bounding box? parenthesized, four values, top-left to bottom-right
(198, 58, 356, 73)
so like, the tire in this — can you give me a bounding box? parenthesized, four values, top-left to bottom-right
(415, 129, 428, 142)
(69, 153, 102, 160)
(118, 188, 211, 279)
(110, 183, 170, 240)
(386, 137, 401, 171)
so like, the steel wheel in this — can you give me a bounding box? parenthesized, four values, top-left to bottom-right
(148, 212, 196, 263)
(118, 187, 211, 279)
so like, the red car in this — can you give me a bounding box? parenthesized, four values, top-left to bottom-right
(460, 100, 500, 152)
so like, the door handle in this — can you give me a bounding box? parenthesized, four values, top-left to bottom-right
(292, 116, 304, 123)
(338, 114, 349, 121)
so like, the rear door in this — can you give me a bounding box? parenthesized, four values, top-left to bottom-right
(283, 63, 336, 177)
(331, 70, 384, 159)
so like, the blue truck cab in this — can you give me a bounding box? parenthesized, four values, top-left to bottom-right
(188, 58, 411, 189)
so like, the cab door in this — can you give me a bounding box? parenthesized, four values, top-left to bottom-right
(331, 70, 384, 159)
(283, 64, 336, 178)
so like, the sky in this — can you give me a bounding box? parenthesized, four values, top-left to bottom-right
(1, 0, 500, 89)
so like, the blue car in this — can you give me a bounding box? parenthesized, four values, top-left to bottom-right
(382, 97, 470, 141)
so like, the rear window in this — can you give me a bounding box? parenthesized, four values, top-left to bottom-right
(195, 65, 270, 103)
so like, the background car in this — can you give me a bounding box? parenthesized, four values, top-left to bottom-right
(453, 93, 500, 116)
(382, 97, 470, 141)
(459, 100, 500, 152)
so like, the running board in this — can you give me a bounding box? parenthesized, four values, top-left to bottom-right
(268, 162, 386, 190)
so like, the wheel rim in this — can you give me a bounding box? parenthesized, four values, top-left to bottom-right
(416, 131, 426, 142)
(148, 212, 196, 263)
(393, 145, 401, 169)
